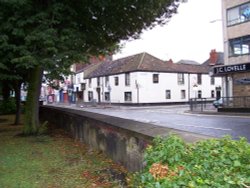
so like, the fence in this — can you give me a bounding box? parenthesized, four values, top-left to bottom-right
(190, 96, 250, 112)
(219, 96, 250, 108)
(189, 98, 215, 112)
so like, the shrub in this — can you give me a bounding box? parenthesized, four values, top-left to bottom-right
(133, 135, 250, 188)
(0, 97, 16, 115)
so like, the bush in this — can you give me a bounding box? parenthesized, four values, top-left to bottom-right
(133, 135, 250, 188)
(0, 97, 16, 115)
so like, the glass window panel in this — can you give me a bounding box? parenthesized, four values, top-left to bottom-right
(153, 74, 159, 83)
(240, 3, 250, 21)
(197, 74, 202, 85)
(104, 92, 110, 101)
(227, 3, 250, 25)
(166, 90, 171, 99)
(105, 76, 109, 87)
(234, 44, 242, 55)
(198, 90, 202, 99)
(124, 92, 132, 102)
(114, 77, 119, 86)
(177, 73, 184, 85)
(242, 44, 249, 54)
(228, 36, 250, 56)
(181, 90, 186, 99)
(227, 7, 239, 25)
(125, 73, 130, 86)
(211, 90, 215, 98)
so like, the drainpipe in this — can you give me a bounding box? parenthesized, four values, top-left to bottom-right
(188, 73, 190, 101)
(135, 80, 139, 104)
(225, 75, 229, 98)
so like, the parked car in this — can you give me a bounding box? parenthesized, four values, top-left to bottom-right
(213, 98, 223, 108)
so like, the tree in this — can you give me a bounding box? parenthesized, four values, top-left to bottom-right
(0, 0, 180, 135)
(0, 28, 28, 124)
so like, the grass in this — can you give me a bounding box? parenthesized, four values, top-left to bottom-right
(0, 115, 128, 188)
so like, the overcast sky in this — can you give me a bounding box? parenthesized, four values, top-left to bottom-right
(113, 0, 223, 63)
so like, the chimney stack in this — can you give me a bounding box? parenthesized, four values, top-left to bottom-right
(167, 59, 174, 64)
(209, 49, 218, 66)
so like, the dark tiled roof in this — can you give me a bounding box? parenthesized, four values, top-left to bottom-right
(83, 63, 103, 78)
(177, 59, 200, 65)
(85, 52, 211, 78)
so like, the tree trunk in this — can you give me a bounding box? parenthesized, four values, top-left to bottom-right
(23, 65, 43, 135)
(14, 80, 22, 125)
(2, 80, 11, 100)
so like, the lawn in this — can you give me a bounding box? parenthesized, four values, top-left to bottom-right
(0, 115, 127, 188)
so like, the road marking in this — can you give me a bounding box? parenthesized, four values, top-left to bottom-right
(146, 110, 173, 114)
(175, 123, 232, 131)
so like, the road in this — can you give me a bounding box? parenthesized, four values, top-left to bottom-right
(78, 105, 250, 142)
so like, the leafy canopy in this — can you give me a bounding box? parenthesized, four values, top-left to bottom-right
(0, 0, 180, 134)
(0, 0, 180, 81)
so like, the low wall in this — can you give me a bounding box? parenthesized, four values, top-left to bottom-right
(40, 106, 210, 172)
(218, 107, 250, 113)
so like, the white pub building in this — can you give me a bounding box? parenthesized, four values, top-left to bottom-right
(75, 52, 223, 105)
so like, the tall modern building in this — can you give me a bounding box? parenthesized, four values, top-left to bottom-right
(213, 0, 250, 98)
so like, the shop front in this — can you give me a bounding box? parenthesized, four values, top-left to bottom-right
(212, 62, 250, 110)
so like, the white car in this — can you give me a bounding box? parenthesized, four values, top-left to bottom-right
(213, 98, 223, 108)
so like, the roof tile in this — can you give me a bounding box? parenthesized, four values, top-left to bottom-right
(84, 52, 218, 78)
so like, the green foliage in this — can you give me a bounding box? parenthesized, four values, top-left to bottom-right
(0, 97, 16, 115)
(0, 0, 181, 134)
(134, 135, 250, 188)
(0, 0, 180, 83)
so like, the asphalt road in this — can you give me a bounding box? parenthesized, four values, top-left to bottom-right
(78, 105, 250, 142)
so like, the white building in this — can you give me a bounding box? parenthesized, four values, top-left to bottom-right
(76, 52, 222, 105)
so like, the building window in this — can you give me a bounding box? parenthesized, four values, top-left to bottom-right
(211, 90, 215, 98)
(125, 73, 130, 86)
(229, 35, 250, 56)
(166, 90, 171, 99)
(104, 92, 110, 101)
(97, 77, 100, 86)
(114, 77, 119, 86)
(227, 2, 250, 26)
(198, 90, 202, 99)
(77, 75, 80, 83)
(81, 83, 85, 90)
(88, 91, 93, 101)
(124, 92, 132, 102)
(197, 74, 202, 85)
(181, 90, 186, 99)
(105, 76, 109, 87)
(88, 78, 92, 88)
(153, 74, 159, 83)
(210, 77, 215, 85)
(177, 73, 185, 85)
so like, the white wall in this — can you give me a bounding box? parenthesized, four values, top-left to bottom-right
(82, 71, 222, 104)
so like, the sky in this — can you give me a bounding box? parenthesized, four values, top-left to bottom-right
(113, 0, 223, 63)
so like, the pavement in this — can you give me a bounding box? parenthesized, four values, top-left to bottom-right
(46, 102, 250, 117)
(186, 110, 250, 117)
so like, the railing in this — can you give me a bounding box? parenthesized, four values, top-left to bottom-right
(220, 96, 250, 108)
(190, 96, 250, 112)
(189, 98, 215, 112)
